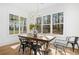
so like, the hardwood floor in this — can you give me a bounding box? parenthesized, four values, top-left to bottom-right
(0, 43, 79, 55)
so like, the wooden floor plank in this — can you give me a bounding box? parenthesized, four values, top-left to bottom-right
(0, 43, 79, 55)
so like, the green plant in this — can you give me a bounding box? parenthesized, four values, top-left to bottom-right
(29, 24, 35, 31)
(29, 24, 39, 31)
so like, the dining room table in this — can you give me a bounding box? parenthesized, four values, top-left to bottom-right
(18, 35, 50, 55)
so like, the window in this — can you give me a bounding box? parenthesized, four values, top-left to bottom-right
(20, 17, 27, 33)
(9, 14, 19, 34)
(43, 25, 50, 33)
(52, 12, 63, 34)
(36, 17, 42, 33)
(43, 15, 51, 33)
(9, 14, 27, 34)
(36, 12, 63, 34)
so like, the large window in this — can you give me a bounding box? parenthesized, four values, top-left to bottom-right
(43, 15, 51, 33)
(9, 14, 27, 34)
(52, 12, 63, 34)
(36, 12, 63, 34)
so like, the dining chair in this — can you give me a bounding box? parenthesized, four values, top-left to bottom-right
(30, 42, 41, 55)
(18, 36, 30, 54)
(52, 36, 69, 55)
(67, 36, 79, 52)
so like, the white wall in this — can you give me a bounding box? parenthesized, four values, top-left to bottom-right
(64, 4, 79, 37)
(0, 5, 28, 46)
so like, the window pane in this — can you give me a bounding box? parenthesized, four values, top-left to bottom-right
(20, 25, 23, 33)
(20, 17, 27, 33)
(20, 17, 24, 25)
(36, 17, 42, 24)
(15, 24, 19, 34)
(53, 24, 59, 34)
(20, 17, 24, 33)
(15, 16, 19, 34)
(24, 18, 26, 25)
(23, 26, 27, 33)
(58, 12, 63, 23)
(36, 25, 41, 33)
(52, 13, 58, 24)
(43, 15, 51, 24)
(9, 23, 14, 34)
(9, 14, 15, 34)
(43, 25, 50, 33)
(59, 24, 63, 34)
(36, 17, 42, 33)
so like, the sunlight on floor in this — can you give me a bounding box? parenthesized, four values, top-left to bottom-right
(49, 48, 72, 55)
(10, 44, 19, 49)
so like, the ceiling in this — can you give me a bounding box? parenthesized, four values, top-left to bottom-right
(0, 3, 56, 13)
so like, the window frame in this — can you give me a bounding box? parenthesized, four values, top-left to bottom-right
(9, 14, 27, 35)
(36, 12, 63, 35)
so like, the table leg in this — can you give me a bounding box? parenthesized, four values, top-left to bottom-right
(29, 48, 31, 55)
(45, 42, 49, 55)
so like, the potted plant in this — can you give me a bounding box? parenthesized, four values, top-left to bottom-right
(29, 23, 39, 37)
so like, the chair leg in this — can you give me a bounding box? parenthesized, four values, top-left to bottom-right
(33, 49, 37, 55)
(63, 48, 66, 55)
(22, 45, 25, 54)
(55, 47, 57, 54)
(18, 45, 21, 53)
(38, 49, 42, 55)
(76, 43, 79, 49)
(38, 50, 41, 55)
(72, 43, 75, 52)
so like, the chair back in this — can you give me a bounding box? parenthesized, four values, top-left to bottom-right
(74, 37, 79, 44)
(53, 36, 69, 47)
(68, 36, 79, 44)
(18, 36, 26, 44)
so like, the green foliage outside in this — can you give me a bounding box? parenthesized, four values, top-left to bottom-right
(29, 24, 39, 31)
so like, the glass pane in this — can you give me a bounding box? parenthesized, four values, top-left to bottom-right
(24, 18, 26, 25)
(53, 24, 63, 34)
(15, 15, 19, 34)
(15, 24, 19, 34)
(47, 15, 51, 24)
(36, 25, 41, 33)
(20, 17, 24, 25)
(20, 17, 24, 33)
(23, 26, 27, 33)
(15, 16, 19, 24)
(59, 24, 63, 34)
(36, 17, 42, 24)
(58, 12, 63, 23)
(9, 14, 15, 34)
(43, 25, 50, 33)
(43, 15, 51, 24)
(9, 23, 14, 34)
(20, 17, 27, 33)
(52, 13, 58, 24)
(53, 24, 59, 34)
(20, 25, 23, 33)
